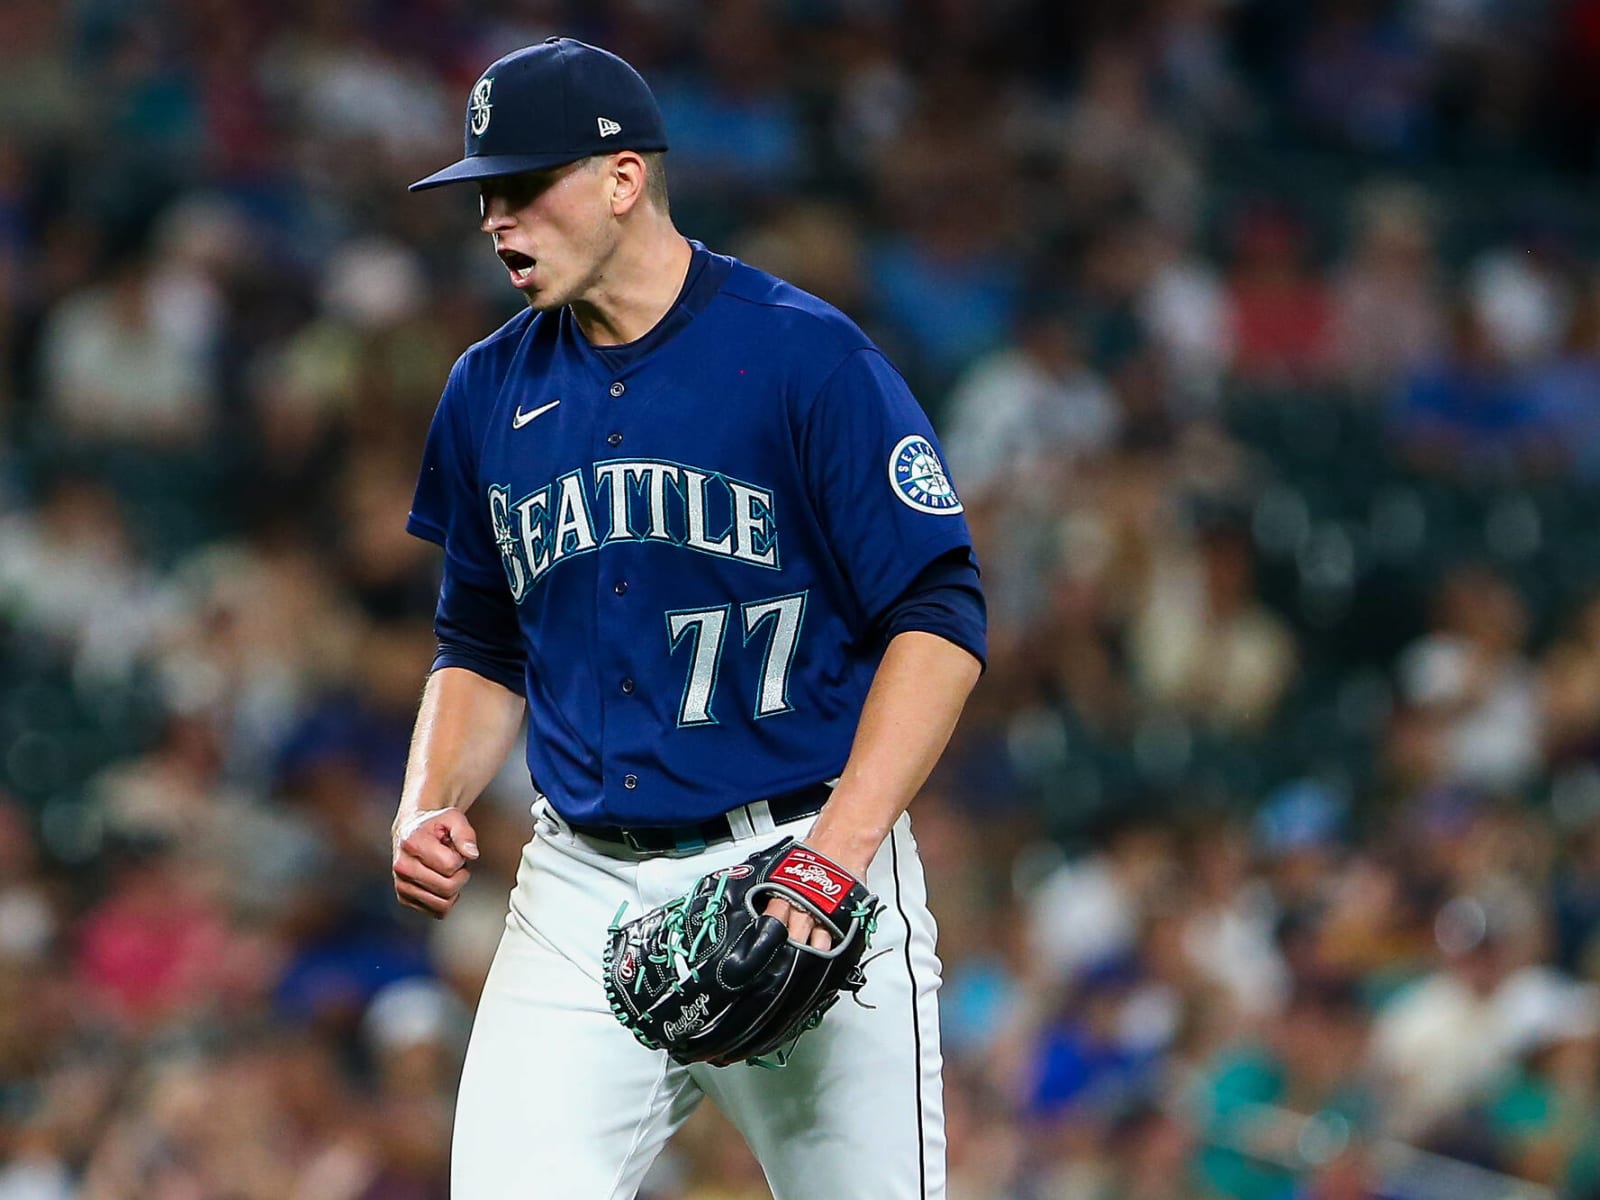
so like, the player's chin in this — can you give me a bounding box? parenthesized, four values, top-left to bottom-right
(522, 287, 565, 313)
(503, 265, 560, 310)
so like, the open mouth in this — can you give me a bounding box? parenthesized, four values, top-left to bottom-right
(498, 249, 536, 283)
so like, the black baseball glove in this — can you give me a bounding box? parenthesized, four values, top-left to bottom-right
(603, 837, 883, 1068)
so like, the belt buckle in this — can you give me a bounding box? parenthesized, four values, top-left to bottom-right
(620, 828, 650, 854)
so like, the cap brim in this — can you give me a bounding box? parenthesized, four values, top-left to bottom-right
(408, 151, 588, 192)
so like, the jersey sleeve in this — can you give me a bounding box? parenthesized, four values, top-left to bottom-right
(881, 546, 987, 667)
(408, 357, 506, 591)
(799, 347, 980, 625)
(432, 562, 526, 694)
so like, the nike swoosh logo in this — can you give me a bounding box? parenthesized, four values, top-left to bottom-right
(512, 399, 561, 428)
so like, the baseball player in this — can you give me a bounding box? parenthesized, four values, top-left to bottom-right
(391, 37, 985, 1199)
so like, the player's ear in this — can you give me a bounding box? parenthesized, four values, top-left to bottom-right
(608, 152, 646, 216)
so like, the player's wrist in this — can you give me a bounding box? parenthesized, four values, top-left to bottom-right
(799, 828, 882, 881)
(394, 804, 458, 843)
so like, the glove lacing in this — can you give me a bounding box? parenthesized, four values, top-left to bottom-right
(606, 879, 884, 1068)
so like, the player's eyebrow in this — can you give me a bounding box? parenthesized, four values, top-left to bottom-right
(479, 174, 543, 210)
(479, 162, 585, 211)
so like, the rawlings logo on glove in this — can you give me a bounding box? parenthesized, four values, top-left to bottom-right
(602, 837, 883, 1068)
(776, 851, 853, 911)
(663, 992, 712, 1040)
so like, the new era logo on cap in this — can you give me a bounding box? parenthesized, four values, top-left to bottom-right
(598, 117, 621, 137)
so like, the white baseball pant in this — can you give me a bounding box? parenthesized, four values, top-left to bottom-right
(451, 801, 945, 1199)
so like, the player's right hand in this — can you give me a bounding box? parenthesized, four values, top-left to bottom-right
(391, 806, 480, 919)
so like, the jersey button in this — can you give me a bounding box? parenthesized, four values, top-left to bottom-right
(607, 431, 623, 447)
(621, 677, 635, 694)
(609, 381, 625, 397)
(623, 774, 638, 790)
(614, 580, 628, 595)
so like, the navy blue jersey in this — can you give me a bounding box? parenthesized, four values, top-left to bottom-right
(408, 246, 978, 826)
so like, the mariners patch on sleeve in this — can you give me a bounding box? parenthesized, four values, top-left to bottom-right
(889, 435, 963, 515)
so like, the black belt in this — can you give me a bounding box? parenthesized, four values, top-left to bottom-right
(567, 781, 833, 854)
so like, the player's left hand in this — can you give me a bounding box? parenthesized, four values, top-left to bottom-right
(763, 895, 833, 950)
(605, 836, 885, 1067)
(762, 840, 874, 950)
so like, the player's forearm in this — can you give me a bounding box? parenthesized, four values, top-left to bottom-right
(805, 630, 981, 876)
(395, 666, 527, 827)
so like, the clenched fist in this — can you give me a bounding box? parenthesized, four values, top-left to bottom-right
(391, 806, 480, 918)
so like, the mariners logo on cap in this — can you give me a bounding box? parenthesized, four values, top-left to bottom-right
(889, 435, 963, 514)
(469, 77, 494, 136)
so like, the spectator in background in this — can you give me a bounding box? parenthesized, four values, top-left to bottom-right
(1537, 588, 1600, 773)
(72, 832, 233, 1032)
(1555, 808, 1600, 971)
(0, 0, 84, 152)
(1182, 819, 1291, 1025)
(1467, 227, 1572, 367)
(152, 535, 361, 783)
(1225, 201, 1334, 387)
(943, 307, 1120, 505)
(1253, 778, 1348, 920)
(1391, 565, 1541, 794)
(828, 16, 916, 179)
(0, 801, 71, 1200)
(315, 236, 455, 419)
(362, 976, 467, 1136)
(0, 798, 55, 967)
(86, 713, 242, 853)
(1528, 275, 1600, 481)
(1485, 979, 1600, 1193)
(0, 478, 174, 683)
(866, 70, 1022, 387)
(1390, 302, 1559, 477)
(1026, 554, 1137, 739)
(1025, 818, 1179, 990)
(234, 343, 351, 533)
(1048, 39, 1202, 234)
(866, 189, 1021, 392)
(1315, 850, 1429, 991)
(275, 617, 435, 816)
(1020, 960, 1163, 1124)
(1329, 183, 1447, 392)
(333, 455, 441, 619)
(1075, 220, 1164, 378)
(941, 1071, 1026, 1200)
(1150, 0, 1250, 140)
(1104, 1105, 1205, 1200)
(1129, 514, 1298, 734)
(730, 201, 869, 319)
(1289, 0, 1433, 157)
(651, 10, 803, 217)
(1139, 218, 1232, 411)
(1411, 0, 1546, 162)
(37, 254, 214, 450)
(284, 13, 449, 170)
(1369, 892, 1550, 1143)
(1196, 980, 1376, 1200)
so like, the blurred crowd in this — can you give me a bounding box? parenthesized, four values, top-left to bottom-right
(7, 0, 1600, 1197)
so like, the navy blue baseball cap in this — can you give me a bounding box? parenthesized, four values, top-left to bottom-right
(409, 37, 668, 193)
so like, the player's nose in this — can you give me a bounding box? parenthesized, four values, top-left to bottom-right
(479, 192, 515, 234)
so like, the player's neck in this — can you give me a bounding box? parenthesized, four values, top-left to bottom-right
(568, 227, 693, 348)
